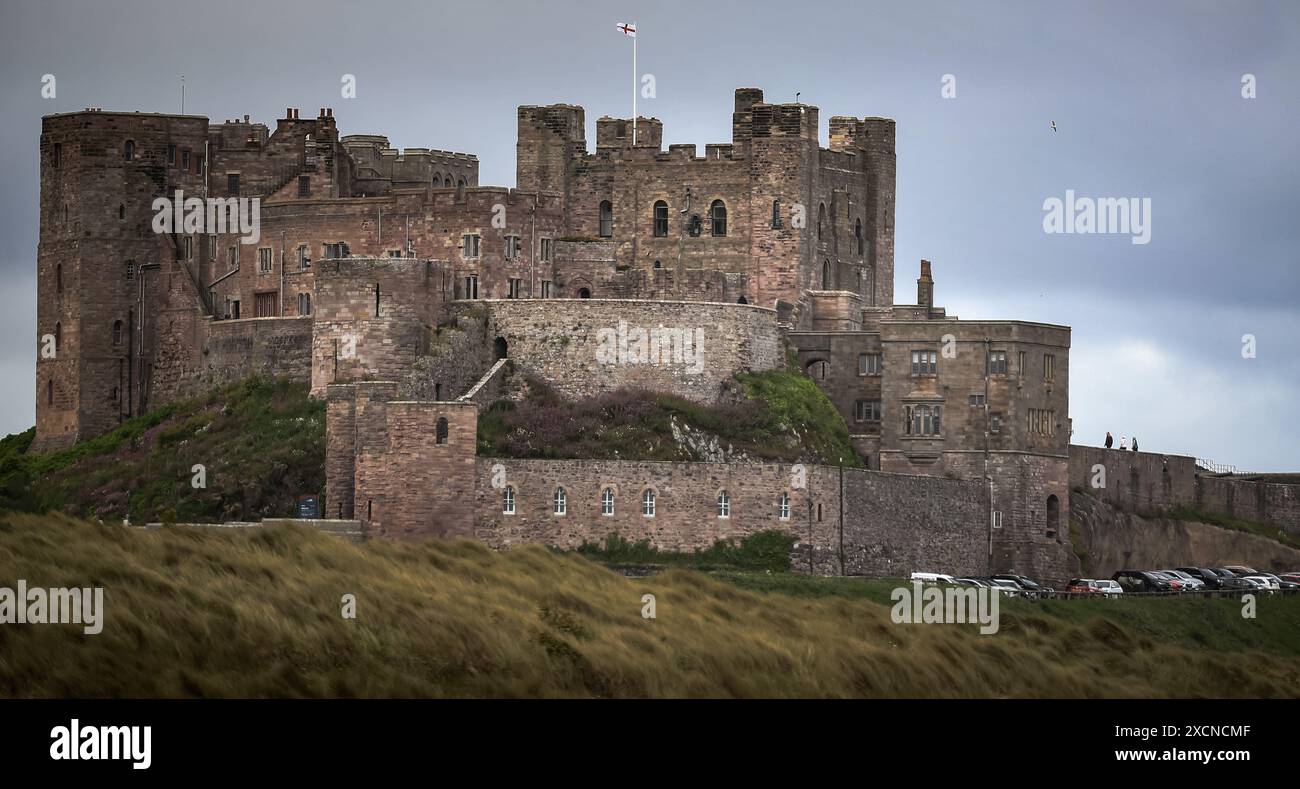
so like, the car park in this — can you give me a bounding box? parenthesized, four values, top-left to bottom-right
(1161, 570, 1205, 590)
(1176, 567, 1227, 589)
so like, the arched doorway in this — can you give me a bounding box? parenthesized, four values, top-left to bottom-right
(804, 359, 829, 381)
(493, 337, 508, 360)
(1046, 494, 1060, 538)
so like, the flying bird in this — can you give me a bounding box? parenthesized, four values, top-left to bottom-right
(1050, 120, 1057, 133)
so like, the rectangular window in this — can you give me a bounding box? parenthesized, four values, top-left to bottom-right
(182, 236, 193, 260)
(968, 393, 986, 407)
(504, 235, 520, 260)
(1028, 408, 1056, 436)
(854, 399, 881, 423)
(990, 412, 1002, 434)
(298, 175, 310, 198)
(323, 242, 349, 259)
(52, 142, 61, 168)
(463, 275, 479, 300)
(227, 246, 238, 270)
(540, 238, 553, 262)
(181, 149, 191, 171)
(168, 144, 177, 165)
(541, 280, 552, 298)
(858, 352, 882, 376)
(258, 247, 272, 273)
(227, 173, 240, 196)
(254, 292, 277, 318)
(507, 278, 521, 299)
(195, 154, 204, 175)
(1043, 354, 1056, 382)
(298, 244, 310, 269)
(207, 234, 217, 260)
(989, 350, 1008, 375)
(461, 234, 481, 259)
(1018, 351, 1026, 378)
(911, 350, 937, 376)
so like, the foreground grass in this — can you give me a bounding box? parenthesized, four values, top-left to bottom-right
(2, 512, 1297, 698)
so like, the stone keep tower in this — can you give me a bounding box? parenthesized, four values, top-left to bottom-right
(35, 110, 209, 451)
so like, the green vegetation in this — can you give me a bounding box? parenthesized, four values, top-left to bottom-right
(0, 378, 323, 524)
(477, 369, 862, 466)
(572, 530, 795, 572)
(2, 512, 1297, 698)
(1164, 505, 1300, 550)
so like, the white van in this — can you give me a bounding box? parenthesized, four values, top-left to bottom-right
(910, 572, 956, 584)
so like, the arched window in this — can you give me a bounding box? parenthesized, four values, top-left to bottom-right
(54, 321, 61, 353)
(118, 204, 125, 220)
(778, 492, 790, 520)
(771, 199, 782, 229)
(717, 490, 730, 518)
(805, 359, 828, 380)
(817, 203, 826, 239)
(112, 320, 122, 346)
(578, 287, 591, 299)
(601, 488, 614, 516)
(503, 486, 516, 515)
(599, 200, 613, 237)
(821, 259, 832, 289)
(642, 488, 656, 517)
(653, 259, 662, 269)
(710, 200, 727, 236)
(737, 295, 748, 304)
(435, 417, 449, 445)
(653, 200, 668, 237)
(553, 487, 567, 515)
(1046, 494, 1060, 537)
(123, 140, 134, 161)
(458, 177, 467, 187)
(433, 174, 443, 187)
(855, 219, 863, 255)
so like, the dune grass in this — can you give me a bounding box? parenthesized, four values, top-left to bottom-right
(2, 512, 1298, 698)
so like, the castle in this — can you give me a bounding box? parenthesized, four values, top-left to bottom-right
(35, 88, 1078, 581)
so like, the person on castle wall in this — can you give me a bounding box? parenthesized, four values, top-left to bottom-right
(1105, 431, 1113, 449)
(1131, 437, 1139, 452)
(1119, 435, 1128, 451)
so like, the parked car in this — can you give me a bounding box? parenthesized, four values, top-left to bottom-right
(1065, 579, 1097, 594)
(992, 574, 1052, 597)
(1251, 573, 1297, 591)
(1176, 567, 1227, 589)
(986, 578, 1023, 597)
(1149, 571, 1185, 591)
(1208, 569, 1256, 591)
(1242, 575, 1279, 592)
(1162, 569, 1206, 590)
(1112, 570, 1174, 593)
(953, 577, 990, 587)
(1222, 565, 1260, 577)
(910, 572, 956, 584)
(1093, 579, 1123, 596)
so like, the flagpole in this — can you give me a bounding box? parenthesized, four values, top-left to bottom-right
(632, 23, 637, 146)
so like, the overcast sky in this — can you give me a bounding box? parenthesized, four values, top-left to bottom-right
(1, 0, 1296, 470)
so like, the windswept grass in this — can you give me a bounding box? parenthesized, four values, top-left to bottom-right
(1, 512, 1297, 698)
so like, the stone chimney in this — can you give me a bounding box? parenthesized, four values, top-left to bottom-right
(917, 260, 934, 309)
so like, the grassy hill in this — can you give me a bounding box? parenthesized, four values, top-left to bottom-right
(0, 378, 324, 524)
(478, 369, 863, 467)
(1, 511, 1297, 698)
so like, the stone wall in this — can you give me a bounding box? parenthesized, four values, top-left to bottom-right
(473, 458, 986, 579)
(1070, 445, 1300, 536)
(449, 298, 783, 404)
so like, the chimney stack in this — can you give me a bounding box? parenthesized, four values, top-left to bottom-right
(917, 260, 934, 309)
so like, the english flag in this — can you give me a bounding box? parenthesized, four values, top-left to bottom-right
(616, 22, 636, 37)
